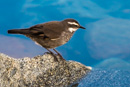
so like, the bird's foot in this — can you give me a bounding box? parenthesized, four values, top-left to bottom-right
(53, 49, 65, 61)
(56, 53, 65, 61)
(45, 48, 65, 62)
(44, 51, 58, 62)
(44, 52, 51, 55)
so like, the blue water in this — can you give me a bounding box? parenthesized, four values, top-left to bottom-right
(79, 69, 130, 87)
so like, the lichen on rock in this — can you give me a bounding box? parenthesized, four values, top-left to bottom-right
(0, 53, 91, 87)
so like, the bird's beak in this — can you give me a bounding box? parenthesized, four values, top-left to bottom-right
(79, 26, 86, 29)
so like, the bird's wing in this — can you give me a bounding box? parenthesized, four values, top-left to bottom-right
(29, 22, 65, 39)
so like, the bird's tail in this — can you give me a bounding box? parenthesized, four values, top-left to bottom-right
(8, 29, 30, 34)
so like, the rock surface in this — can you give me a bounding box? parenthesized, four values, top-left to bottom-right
(0, 53, 91, 87)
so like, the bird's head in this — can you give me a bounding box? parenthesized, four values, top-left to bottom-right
(62, 18, 85, 32)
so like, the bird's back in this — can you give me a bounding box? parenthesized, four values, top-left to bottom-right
(29, 22, 73, 48)
(28, 21, 66, 39)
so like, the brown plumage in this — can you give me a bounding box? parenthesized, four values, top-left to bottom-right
(8, 18, 85, 61)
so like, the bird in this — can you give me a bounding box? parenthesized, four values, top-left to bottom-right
(8, 18, 85, 61)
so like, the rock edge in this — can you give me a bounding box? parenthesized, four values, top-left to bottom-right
(0, 53, 91, 87)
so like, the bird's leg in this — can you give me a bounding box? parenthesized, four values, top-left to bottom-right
(53, 49, 65, 61)
(46, 48, 54, 54)
(45, 48, 58, 61)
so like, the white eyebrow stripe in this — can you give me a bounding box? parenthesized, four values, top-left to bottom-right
(68, 22, 79, 26)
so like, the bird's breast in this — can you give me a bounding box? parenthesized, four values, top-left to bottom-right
(60, 31, 73, 44)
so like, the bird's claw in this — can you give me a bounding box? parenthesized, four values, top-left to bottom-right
(44, 52, 58, 62)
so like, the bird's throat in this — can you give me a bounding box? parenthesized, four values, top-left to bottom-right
(68, 28, 77, 33)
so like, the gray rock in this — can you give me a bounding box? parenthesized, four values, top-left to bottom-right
(0, 53, 91, 87)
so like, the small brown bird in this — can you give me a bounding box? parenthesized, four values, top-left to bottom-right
(8, 18, 85, 61)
